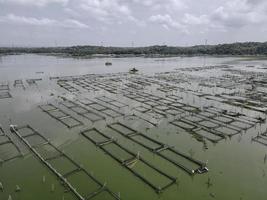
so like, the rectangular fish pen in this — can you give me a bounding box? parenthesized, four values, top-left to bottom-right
(61, 99, 105, 123)
(10, 125, 120, 200)
(95, 96, 128, 109)
(0, 91, 12, 99)
(108, 122, 208, 175)
(123, 90, 199, 114)
(72, 79, 99, 92)
(252, 133, 267, 147)
(202, 107, 257, 125)
(0, 83, 9, 91)
(183, 114, 240, 137)
(26, 78, 42, 86)
(79, 79, 119, 94)
(13, 79, 25, 89)
(170, 118, 225, 143)
(133, 105, 184, 120)
(39, 104, 83, 128)
(0, 125, 23, 164)
(204, 94, 267, 114)
(57, 80, 79, 93)
(81, 128, 176, 193)
(78, 99, 125, 118)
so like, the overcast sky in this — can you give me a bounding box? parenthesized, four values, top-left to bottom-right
(0, 0, 267, 47)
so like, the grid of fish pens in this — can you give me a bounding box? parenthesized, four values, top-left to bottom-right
(78, 99, 125, 118)
(10, 125, 120, 200)
(81, 128, 176, 193)
(71, 79, 99, 92)
(202, 107, 263, 128)
(57, 80, 79, 93)
(108, 122, 208, 175)
(95, 96, 128, 109)
(170, 107, 261, 143)
(203, 94, 267, 114)
(133, 104, 186, 122)
(72, 78, 121, 94)
(126, 93, 199, 124)
(133, 105, 168, 121)
(88, 80, 120, 94)
(123, 90, 199, 114)
(0, 125, 22, 164)
(60, 99, 105, 123)
(39, 104, 83, 128)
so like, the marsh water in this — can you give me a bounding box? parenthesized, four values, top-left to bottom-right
(0, 54, 267, 200)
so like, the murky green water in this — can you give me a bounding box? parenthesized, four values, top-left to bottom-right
(0, 54, 267, 200)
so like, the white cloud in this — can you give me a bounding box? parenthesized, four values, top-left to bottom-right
(149, 14, 187, 32)
(63, 19, 89, 28)
(80, 0, 133, 23)
(133, 0, 187, 11)
(0, 14, 89, 28)
(210, 0, 267, 28)
(0, 0, 68, 6)
(182, 13, 209, 25)
(1, 0, 267, 46)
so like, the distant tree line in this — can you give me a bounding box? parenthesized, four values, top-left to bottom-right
(1, 42, 267, 57)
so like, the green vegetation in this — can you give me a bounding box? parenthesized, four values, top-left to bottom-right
(1, 42, 267, 57)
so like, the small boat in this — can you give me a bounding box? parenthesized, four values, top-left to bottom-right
(129, 67, 138, 73)
(105, 62, 112, 66)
